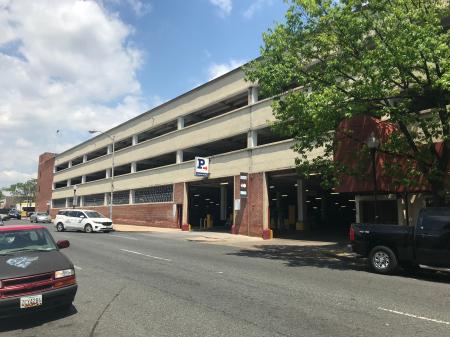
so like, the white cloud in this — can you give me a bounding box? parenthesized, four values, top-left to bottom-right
(209, 0, 232, 16)
(243, 0, 274, 19)
(125, 0, 152, 16)
(207, 59, 245, 80)
(0, 170, 36, 188)
(0, 0, 148, 188)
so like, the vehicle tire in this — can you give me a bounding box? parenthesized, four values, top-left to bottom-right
(369, 246, 398, 274)
(56, 223, 65, 232)
(84, 224, 93, 233)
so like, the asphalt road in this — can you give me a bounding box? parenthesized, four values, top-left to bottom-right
(1, 220, 450, 337)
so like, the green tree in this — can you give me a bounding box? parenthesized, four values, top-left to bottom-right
(246, 0, 450, 204)
(2, 179, 37, 205)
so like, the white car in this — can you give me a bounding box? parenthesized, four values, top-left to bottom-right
(54, 209, 113, 233)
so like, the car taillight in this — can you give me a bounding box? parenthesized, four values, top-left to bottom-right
(54, 275, 76, 288)
(349, 226, 355, 242)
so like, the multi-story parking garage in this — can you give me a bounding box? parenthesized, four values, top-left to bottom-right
(36, 66, 360, 238)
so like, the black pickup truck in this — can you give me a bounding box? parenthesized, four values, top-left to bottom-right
(350, 207, 450, 274)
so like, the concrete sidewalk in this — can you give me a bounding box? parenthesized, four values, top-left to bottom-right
(113, 223, 354, 258)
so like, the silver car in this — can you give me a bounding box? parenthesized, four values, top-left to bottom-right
(30, 212, 52, 223)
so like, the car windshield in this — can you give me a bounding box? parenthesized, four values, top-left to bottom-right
(37, 213, 48, 216)
(0, 228, 57, 254)
(84, 211, 105, 218)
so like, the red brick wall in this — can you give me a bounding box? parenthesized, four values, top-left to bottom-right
(51, 203, 179, 228)
(233, 173, 264, 237)
(36, 152, 55, 212)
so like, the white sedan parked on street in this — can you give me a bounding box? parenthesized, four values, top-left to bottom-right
(54, 209, 113, 233)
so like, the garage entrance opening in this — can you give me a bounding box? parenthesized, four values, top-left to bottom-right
(188, 178, 234, 231)
(268, 171, 356, 241)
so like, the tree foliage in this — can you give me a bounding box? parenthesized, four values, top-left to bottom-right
(245, 0, 450, 203)
(2, 179, 37, 205)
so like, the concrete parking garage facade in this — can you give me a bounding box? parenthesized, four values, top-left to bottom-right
(37, 66, 327, 237)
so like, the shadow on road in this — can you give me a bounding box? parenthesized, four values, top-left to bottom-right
(228, 244, 366, 271)
(228, 244, 450, 283)
(0, 305, 78, 332)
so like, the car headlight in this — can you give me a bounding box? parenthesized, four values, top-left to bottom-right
(55, 269, 75, 279)
(94, 221, 103, 224)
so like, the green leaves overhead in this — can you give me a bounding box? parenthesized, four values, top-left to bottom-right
(245, 0, 450, 201)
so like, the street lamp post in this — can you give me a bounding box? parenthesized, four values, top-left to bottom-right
(73, 185, 77, 209)
(88, 130, 115, 220)
(367, 132, 380, 223)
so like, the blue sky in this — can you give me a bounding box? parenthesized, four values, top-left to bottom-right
(113, 0, 288, 103)
(0, 0, 288, 188)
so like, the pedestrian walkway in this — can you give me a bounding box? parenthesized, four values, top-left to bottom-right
(113, 223, 354, 259)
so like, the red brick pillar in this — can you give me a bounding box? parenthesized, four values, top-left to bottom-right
(232, 173, 265, 237)
(36, 152, 56, 212)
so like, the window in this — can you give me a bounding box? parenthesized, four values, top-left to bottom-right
(421, 210, 450, 231)
(134, 185, 173, 203)
(113, 190, 130, 205)
(52, 198, 66, 208)
(83, 194, 105, 207)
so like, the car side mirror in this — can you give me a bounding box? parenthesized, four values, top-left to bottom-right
(57, 240, 70, 249)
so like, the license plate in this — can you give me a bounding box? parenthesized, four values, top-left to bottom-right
(20, 295, 42, 309)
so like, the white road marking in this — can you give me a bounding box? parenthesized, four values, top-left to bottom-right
(110, 234, 139, 240)
(216, 271, 224, 274)
(378, 307, 450, 326)
(74, 265, 82, 270)
(120, 249, 172, 262)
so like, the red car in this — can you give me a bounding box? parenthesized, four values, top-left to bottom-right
(0, 225, 77, 318)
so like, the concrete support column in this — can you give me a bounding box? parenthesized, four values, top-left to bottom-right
(83, 154, 87, 163)
(81, 175, 86, 184)
(67, 179, 71, 187)
(131, 162, 137, 173)
(129, 189, 135, 204)
(220, 185, 227, 221)
(248, 86, 259, 105)
(104, 193, 109, 206)
(297, 179, 307, 226)
(276, 191, 282, 229)
(355, 195, 361, 223)
(247, 130, 258, 148)
(132, 135, 138, 146)
(68, 161, 72, 169)
(106, 169, 111, 179)
(107, 144, 112, 155)
(176, 150, 183, 164)
(52, 183, 55, 190)
(177, 117, 184, 130)
(65, 198, 69, 208)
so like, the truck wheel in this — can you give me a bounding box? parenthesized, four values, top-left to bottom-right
(84, 224, 93, 233)
(56, 223, 65, 232)
(369, 246, 398, 274)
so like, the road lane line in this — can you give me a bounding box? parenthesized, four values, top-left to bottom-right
(110, 234, 139, 240)
(120, 249, 172, 262)
(378, 307, 450, 326)
(74, 265, 82, 270)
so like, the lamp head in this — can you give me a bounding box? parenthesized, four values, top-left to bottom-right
(367, 132, 380, 149)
